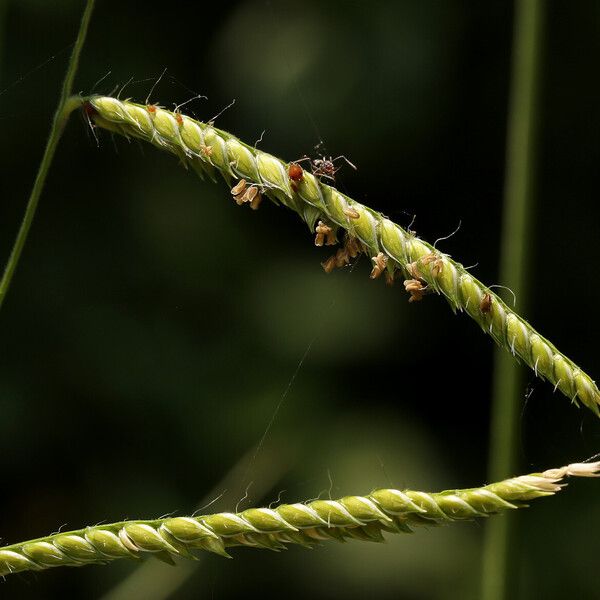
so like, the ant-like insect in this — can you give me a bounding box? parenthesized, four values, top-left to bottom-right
(293, 154, 357, 182)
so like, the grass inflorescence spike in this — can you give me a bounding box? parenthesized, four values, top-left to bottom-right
(1, 462, 597, 577)
(81, 95, 600, 417)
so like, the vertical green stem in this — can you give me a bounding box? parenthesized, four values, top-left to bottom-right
(481, 1, 545, 599)
(0, 1, 7, 82)
(0, 0, 94, 311)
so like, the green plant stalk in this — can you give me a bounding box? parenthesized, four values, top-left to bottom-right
(1, 462, 597, 577)
(0, 0, 7, 82)
(482, 2, 545, 598)
(0, 0, 95, 311)
(83, 94, 600, 416)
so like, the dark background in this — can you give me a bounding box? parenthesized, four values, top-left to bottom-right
(0, 1, 599, 598)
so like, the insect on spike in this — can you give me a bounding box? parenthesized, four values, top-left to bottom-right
(332, 155, 358, 171)
(293, 156, 313, 166)
(82, 101, 98, 119)
(81, 102, 100, 146)
(85, 95, 600, 417)
(288, 163, 304, 182)
(480, 293, 492, 314)
(294, 154, 356, 182)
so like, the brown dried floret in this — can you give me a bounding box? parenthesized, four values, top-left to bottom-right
(242, 185, 258, 204)
(315, 221, 333, 247)
(321, 256, 337, 273)
(249, 189, 263, 210)
(420, 253, 445, 278)
(335, 247, 350, 268)
(404, 278, 428, 303)
(345, 236, 361, 258)
(231, 179, 247, 204)
(405, 260, 423, 280)
(385, 270, 396, 287)
(230, 180, 262, 209)
(370, 252, 388, 280)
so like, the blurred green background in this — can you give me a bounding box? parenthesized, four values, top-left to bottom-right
(0, 1, 599, 598)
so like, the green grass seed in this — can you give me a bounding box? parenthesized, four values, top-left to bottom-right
(1, 461, 596, 577)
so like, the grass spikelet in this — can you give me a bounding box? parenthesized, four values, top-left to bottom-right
(81, 95, 600, 417)
(0, 461, 597, 577)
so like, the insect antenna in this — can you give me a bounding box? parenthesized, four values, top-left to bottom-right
(332, 155, 358, 170)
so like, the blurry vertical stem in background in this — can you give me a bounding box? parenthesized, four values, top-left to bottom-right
(482, 1, 545, 599)
(0, 0, 95, 311)
(0, 1, 7, 81)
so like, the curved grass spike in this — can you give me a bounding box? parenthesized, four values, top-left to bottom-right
(1, 462, 597, 577)
(82, 95, 600, 417)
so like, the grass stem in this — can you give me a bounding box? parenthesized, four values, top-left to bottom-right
(0, 0, 95, 311)
(481, 1, 545, 598)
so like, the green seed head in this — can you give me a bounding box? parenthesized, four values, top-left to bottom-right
(82, 94, 600, 418)
(0, 461, 596, 577)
